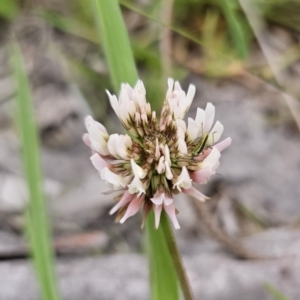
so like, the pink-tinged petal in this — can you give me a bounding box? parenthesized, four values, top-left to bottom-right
(109, 191, 135, 215)
(151, 192, 164, 205)
(183, 186, 209, 202)
(193, 148, 212, 161)
(120, 195, 144, 223)
(204, 103, 215, 133)
(153, 204, 163, 229)
(202, 147, 220, 170)
(164, 202, 180, 229)
(83, 133, 92, 148)
(85, 115, 108, 135)
(191, 167, 213, 184)
(215, 137, 232, 152)
(90, 153, 109, 172)
(164, 195, 173, 206)
(103, 189, 124, 195)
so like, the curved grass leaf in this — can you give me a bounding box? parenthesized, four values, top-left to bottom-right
(91, 0, 138, 92)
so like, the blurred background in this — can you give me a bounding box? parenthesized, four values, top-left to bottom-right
(0, 0, 300, 299)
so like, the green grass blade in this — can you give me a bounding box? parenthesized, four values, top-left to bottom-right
(264, 283, 291, 300)
(91, 0, 138, 91)
(11, 41, 61, 300)
(146, 211, 179, 300)
(90, 1, 179, 299)
(218, 0, 248, 59)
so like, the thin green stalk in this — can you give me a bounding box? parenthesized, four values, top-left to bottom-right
(11, 41, 61, 300)
(160, 212, 194, 300)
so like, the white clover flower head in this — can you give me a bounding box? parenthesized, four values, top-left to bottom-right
(84, 79, 231, 229)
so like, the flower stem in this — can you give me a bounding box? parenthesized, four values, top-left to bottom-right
(160, 212, 194, 300)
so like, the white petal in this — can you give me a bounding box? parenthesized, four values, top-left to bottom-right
(183, 186, 209, 202)
(164, 145, 171, 165)
(204, 103, 215, 133)
(178, 90, 187, 112)
(186, 84, 196, 108)
(174, 81, 182, 92)
(165, 163, 173, 180)
(153, 204, 163, 229)
(107, 134, 120, 158)
(187, 118, 198, 141)
(127, 176, 146, 196)
(85, 116, 109, 155)
(156, 156, 165, 174)
(177, 139, 188, 155)
(176, 119, 187, 136)
(173, 166, 192, 192)
(167, 78, 175, 98)
(130, 159, 147, 179)
(202, 147, 221, 170)
(210, 121, 224, 144)
(174, 107, 184, 120)
(164, 202, 180, 229)
(116, 135, 131, 160)
(101, 167, 131, 190)
(134, 80, 146, 96)
(195, 108, 205, 135)
(106, 90, 120, 117)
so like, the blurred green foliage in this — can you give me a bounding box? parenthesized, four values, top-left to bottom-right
(264, 282, 291, 300)
(11, 42, 61, 300)
(0, 0, 18, 19)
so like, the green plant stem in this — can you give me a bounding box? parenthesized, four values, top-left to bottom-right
(146, 212, 179, 300)
(160, 212, 194, 300)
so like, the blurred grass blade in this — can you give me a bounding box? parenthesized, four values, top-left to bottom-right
(91, 0, 138, 91)
(90, 0, 179, 299)
(147, 211, 179, 300)
(264, 283, 291, 300)
(218, 0, 248, 59)
(0, 0, 18, 19)
(11, 42, 61, 300)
